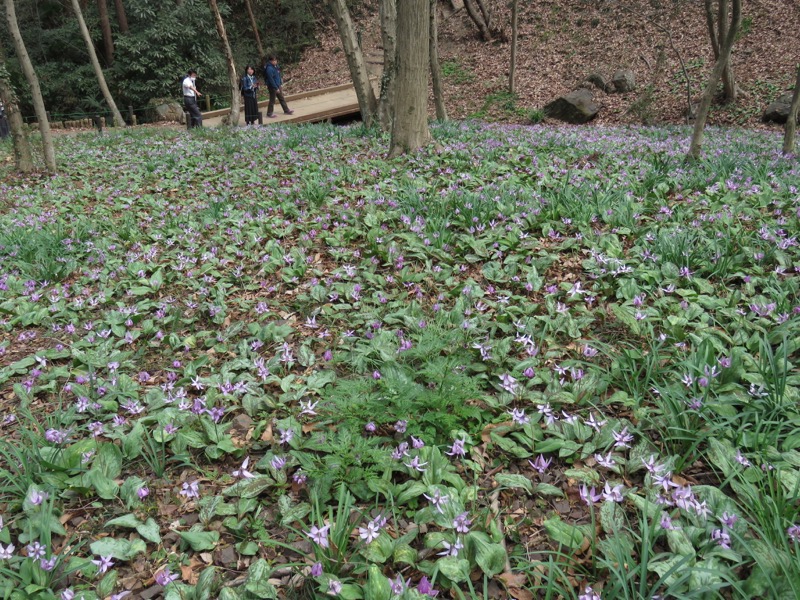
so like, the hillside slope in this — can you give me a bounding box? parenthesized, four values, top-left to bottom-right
(286, 0, 800, 128)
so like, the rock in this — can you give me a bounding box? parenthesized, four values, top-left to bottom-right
(586, 72, 612, 93)
(543, 89, 599, 124)
(612, 69, 636, 93)
(763, 92, 799, 124)
(149, 99, 184, 122)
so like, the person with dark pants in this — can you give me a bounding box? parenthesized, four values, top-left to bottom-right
(240, 65, 260, 125)
(264, 55, 293, 118)
(182, 69, 203, 128)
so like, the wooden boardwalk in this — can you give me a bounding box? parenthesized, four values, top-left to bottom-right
(202, 82, 370, 127)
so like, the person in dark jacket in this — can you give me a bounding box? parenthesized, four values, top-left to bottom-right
(263, 55, 293, 118)
(240, 65, 260, 125)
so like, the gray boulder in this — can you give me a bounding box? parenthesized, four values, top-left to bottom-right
(586, 72, 612, 93)
(544, 89, 599, 124)
(150, 101, 184, 122)
(763, 92, 799, 124)
(612, 69, 636, 93)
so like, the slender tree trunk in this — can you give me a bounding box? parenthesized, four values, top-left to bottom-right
(97, 0, 114, 65)
(688, 0, 741, 159)
(113, 0, 128, 33)
(508, 0, 518, 93)
(208, 0, 240, 125)
(328, 0, 377, 128)
(704, 0, 737, 103)
(243, 0, 265, 60)
(388, 0, 431, 157)
(378, 0, 397, 130)
(463, 0, 490, 40)
(783, 65, 800, 155)
(429, 0, 447, 121)
(5, 0, 56, 172)
(0, 47, 33, 172)
(70, 0, 125, 127)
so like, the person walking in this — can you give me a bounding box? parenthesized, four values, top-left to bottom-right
(264, 55, 293, 118)
(182, 69, 203, 128)
(240, 65, 260, 125)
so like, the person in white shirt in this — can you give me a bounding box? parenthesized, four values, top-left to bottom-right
(182, 70, 203, 128)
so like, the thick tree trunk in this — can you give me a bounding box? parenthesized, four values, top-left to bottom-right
(113, 0, 128, 33)
(5, 0, 56, 172)
(70, 0, 125, 127)
(783, 65, 800, 155)
(208, 0, 240, 125)
(689, 0, 741, 159)
(243, 0, 265, 60)
(704, 0, 737, 103)
(388, 0, 431, 157)
(0, 47, 33, 172)
(97, 0, 114, 65)
(328, 0, 377, 128)
(378, 0, 396, 130)
(508, 0, 518, 93)
(429, 0, 447, 121)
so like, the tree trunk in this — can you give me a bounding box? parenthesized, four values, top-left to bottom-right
(508, 0, 518, 93)
(113, 0, 128, 33)
(378, 0, 397, 130)
(704, 0, 737, 103)
(688, 0, 741, 159)
(783, 64, 800, 155)
(5, 0, 56, 172)
(97, 0, 114, 65)
(429, 0, 447, 121)
(0, 47, 33, 172)
(208, 0, 240, 125)
(243, 0, 265, 60)
(70, 0, 125, 127)
(463, 0, 490, 40)
(328, 0, 377, 128)
(388, 0, 431, 157)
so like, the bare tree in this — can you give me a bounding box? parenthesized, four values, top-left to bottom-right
(704, 0, 737, 103)
(688, 0, 741, 159)
(378, 0, 396, 130)
(327, 0, 377, 128)
(243, 0, 265, 60)
(389, 0, 431, 157)
(97, 0, 114, 65)
(5, 0, 56, 172)
(114, 0, 128, 33)
(463, 0, 492, 41)
(0, 47, 33, 172)
(429, 0, 446, 120)
(783, 65, 800, 155)
(70, 0, 126, 127)
(508, 0, 518, 93)
(208, 0, 240, 125)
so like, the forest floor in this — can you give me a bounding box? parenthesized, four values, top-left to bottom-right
(285, 0, 800, 129)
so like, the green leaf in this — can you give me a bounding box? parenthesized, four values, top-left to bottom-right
(468, 532, 507, 577)
(494, 473, 532, 494)
(436, 556, 470, 583)
(543, 517, 589, 549)
(396, 481, 427, 504)
(364, 564, 391, 600)
(97, 570, 118, 599)
(361, 531, 395, 564)
(666, 528, 696, 557)
(105, 514, 142, 529)
(393, 543, 417, 565)
(88, 470, 119, 500)
(278, 494, 311, 527)
(245, 559, 278, 599)
(136, 518, 162, 543)
(90, 537, 147, 560)
(178, 530, 220, 551)
(93, 443, 123, 479)
(533, 483, 564, 497)
(224, 476, 274, 498)
(599, 500, 625, 534)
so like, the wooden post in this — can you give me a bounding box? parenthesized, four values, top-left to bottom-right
(205, 95, 211, 111)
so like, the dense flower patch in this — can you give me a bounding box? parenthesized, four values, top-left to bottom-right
(0, 122, 798, 599)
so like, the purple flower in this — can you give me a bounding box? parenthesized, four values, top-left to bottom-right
(292, 470, 307, 485)
(306, 524, 330, 548)
(137, 486, 150, 499)
(180, 480, 200, 499)
(579, 485, 602, 505)
(602, 482, 624, 503)
(438, 538, 463, 557)
(787, 525, 800, 543)
(364, 421, 376, 433)
(659, 512, 680, 531)
(528, 455, 552, 474)
(453, 512, 472, 534)
(92, 554, 114, 574)
(154, 567, 179, 586)
(0, 543, 14, 560)
(394, 420, 407, 433)
(358, 520, 381, 544)
(28, 489, 49, 506)
(233, 457, 255, 479)
(446, 438, 466, 457)
(270, 455, 287, 470)
(579, 586, 601, 600)
(390, 575, 408, 595)
(719, 512, 738, 528)
(417, 576, 439, 597)
(404, 456, 428, 473)
(711, 528, 731, 549)
(508, 407, 529, 425)
(310, 562, 323, 577)
(423, 489, 449, 513)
